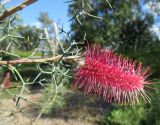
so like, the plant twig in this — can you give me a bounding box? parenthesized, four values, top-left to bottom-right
(0, 55, 80, 65)
(0, 0, 38, 21)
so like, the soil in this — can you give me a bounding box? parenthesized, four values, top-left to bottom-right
(0, 90, 113, 125)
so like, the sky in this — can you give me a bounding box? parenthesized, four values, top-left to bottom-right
(5, 0, 71, 31)
(4, 0, 160, 38)
(144, 1, 160, 38)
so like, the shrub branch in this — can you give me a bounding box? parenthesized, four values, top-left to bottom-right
(0, 0, 38, 21)
(0, 55, 80, 65)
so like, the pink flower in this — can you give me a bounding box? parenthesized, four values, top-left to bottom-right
(74, 45, 151, 105)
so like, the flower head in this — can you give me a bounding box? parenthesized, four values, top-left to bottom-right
(74, 45, 151, 105)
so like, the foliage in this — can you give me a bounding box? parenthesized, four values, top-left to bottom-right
(101, 105, 148, 125)
(0, 1, 81, 120)
(69, 0, 159, 54)
(144, 81, 160, 125)
(100, 79, 160, 125)
(127, 45, 160, 78)
(69, 0, 160, 125)
(40, 82, 67, 115)
(38, 12, 53, 30)
(18, 25, 42, 51)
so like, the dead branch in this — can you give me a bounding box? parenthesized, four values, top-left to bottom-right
(0, 0, 37, 21)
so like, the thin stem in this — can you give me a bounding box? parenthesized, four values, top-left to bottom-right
(5, 89, 38, 104)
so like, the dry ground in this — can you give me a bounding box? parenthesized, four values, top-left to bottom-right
(0, 90, 112, 125)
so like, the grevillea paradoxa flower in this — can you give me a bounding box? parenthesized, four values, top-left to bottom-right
(74, 45, 151, 105)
